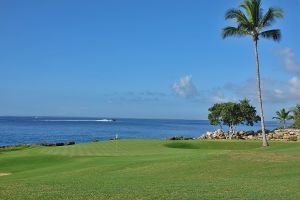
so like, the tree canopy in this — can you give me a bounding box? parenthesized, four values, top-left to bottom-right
(208, 99, 260, 134)
(222, 0, 284, 42)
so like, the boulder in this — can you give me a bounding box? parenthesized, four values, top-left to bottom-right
(244, 130, 255, 136)
(283, 134, 290, 140)
(206, 131, 213, 136)
(247, 135, 254, 140)
(288, 136, 298, 141)
(215, 129, 224, 135)
(267, 133, 273, 140)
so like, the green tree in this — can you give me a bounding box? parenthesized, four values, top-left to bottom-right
(208, 99, 260, 139)
(208, 103, 223, 130)
(291, 104, 300, 128)
(272, 108, 292, 128)
(222, 0, 283, 146)
(220, 102, 242, 136)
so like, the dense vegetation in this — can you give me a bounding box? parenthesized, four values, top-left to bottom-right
(1, 140, 300, 199)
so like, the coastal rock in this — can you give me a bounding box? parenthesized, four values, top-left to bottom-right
(267, 134, 273, 140)
(206, 131, 213, 136)
(215, 129, 224, 135)
(288, 136, 298, 141)
(245, 130, 255, 136)
(247, 135, 253, 140)
(199, 128, 300, 141)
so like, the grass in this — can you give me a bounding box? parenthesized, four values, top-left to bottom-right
(0, 139, 300, 199)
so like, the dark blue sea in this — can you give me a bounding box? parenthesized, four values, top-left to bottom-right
(0, 116, 281, 146)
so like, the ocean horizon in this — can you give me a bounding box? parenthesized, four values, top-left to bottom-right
(0, 116, 283, 147)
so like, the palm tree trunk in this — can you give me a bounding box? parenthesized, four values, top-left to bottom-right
(229, 125, 233, 140)
(254, 40, 269, 147)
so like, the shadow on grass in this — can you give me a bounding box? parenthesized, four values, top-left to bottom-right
(164, 140, 261, 150)
(0, 145, 32, 153)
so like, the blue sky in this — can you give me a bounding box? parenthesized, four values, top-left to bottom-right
(0, 0, 300, 119)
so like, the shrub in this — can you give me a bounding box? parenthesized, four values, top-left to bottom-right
(67, 141, 75, 145)
(55, 142, 65, 146)
(40, 143, 56, 147)
(256, 129, 271, 134)
(0, 145, 31, 152)
(167, 136, 193, 140)
(244, 130, 255, 136)
(271, 127, 284, 132)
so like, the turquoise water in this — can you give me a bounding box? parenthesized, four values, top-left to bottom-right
(0, 116, 281, 146)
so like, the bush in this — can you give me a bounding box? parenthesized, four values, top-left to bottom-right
(0, 144, 31, 152)
(167, 136, 193, 140)
(67, 141, 75, 145)
(289, 124, 300, 129)
(40, 142, 75, 147)
(256, 129, 271, 134)
(40, 143, 56, 147)
(244, 130, 255, 136)
(271, 127, 284, 132)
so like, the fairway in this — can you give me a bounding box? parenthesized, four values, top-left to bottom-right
(1, 140, 300, 200)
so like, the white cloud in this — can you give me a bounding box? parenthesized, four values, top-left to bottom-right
(172, 75, 198, 98)
(214, 77, 300, 104)
(280, 48, 300, 73)
(211, 94, 233, 103)
(288, 76, 300, 96)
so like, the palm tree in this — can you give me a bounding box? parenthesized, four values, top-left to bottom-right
(292, 104, 300, 116)
(272, 108, 292, 128)
(222, 0, 283, 147)
(291, 104, 300, 128)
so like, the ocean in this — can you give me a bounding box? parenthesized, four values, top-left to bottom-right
(0, 116, 281, 146)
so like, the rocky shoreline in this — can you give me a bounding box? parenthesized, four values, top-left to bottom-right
(199, 129, 300, 141)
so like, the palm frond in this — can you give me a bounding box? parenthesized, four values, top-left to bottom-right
(253, 0, 262, 27)
(240, 0, 261, 27)
(225, 9, 250, 26)
(222, 0, 283, 42)
(260, 29, 281, 41)
(259, 7, 284, 30)
(222, 26, 250, 39)
(288, 116, 294, 120)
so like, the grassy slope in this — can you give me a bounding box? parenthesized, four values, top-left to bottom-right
(0, 140, 300, 200)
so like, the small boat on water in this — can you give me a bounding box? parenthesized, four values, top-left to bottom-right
(96, 119, 116, 122)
